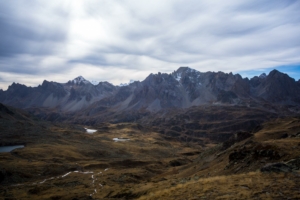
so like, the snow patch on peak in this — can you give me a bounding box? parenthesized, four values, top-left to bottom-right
(119, 80, 136, 87)
(187, 68, 196, 73)
(90, 80, 99, 85)
(71, 76, 91, 85)
(175, 73, 182, 81)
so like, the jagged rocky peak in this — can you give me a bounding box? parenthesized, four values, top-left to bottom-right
(259, 73, 267, 79)
(68, 76, 91, 85)
(172, 66, 201, 82)
(267, 69, 291, 80)
(144, 72, 178, 86)
(96, 81, 117, 92)
(98, 81, 114, 87)
(265, 69, 295, 84)
(7, 82, 30, 92)
(41, 80, 59, 87)
(174, 66, 198, 74)
(41, 80, 67, 98)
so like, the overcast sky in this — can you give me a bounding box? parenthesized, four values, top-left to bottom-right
(0, 0, 300, 89)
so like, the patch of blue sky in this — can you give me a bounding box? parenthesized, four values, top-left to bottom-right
(238, 64, 300, 81)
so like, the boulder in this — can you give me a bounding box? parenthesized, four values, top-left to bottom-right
(285, 158, 300, 170)
(260, 162, 293, 173)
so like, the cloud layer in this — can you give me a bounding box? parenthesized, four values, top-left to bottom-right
(1, 0, 300, 89)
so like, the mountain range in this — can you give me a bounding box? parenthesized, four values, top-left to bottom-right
(1, 67, 299, 114)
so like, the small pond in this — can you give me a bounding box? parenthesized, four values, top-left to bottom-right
(85, 128, 97, 134)
(0, 145, 24, 153)
(113, 138, 130, 142)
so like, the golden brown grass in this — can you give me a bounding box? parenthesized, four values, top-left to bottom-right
(2, 118, 300, 199)
(139, 171, 300, 200)
(0, 123, 191, 199)
(254, 117, 300, 142)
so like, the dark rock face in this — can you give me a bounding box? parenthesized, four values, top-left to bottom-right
(229, 150, 249, 162)
(0, 103, 14, 115)
(130, 72, 183, 109)
(0, 83, 35, 108)
(260, 163, 293, 173)
(229, 149, 280, 162)
(217, 90, 238, 103)
(228, 142, 282, 165)
(169, 158, 190, 167)
(222, 132, 253, 150)
(250, 69, 300, 103)
(41, 80, 67, 98)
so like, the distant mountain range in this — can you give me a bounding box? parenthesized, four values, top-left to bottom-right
(1, 67, 299, 112)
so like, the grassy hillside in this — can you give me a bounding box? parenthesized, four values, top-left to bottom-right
(1, 103, 300, 199)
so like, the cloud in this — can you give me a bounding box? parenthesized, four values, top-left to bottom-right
(0, 1, 69, 58)
(0, 0, 300, 90)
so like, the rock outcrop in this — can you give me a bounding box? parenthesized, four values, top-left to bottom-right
(261, 162, 293, 173)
